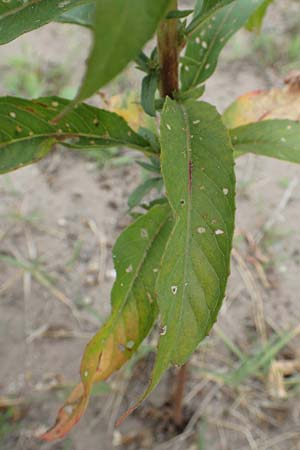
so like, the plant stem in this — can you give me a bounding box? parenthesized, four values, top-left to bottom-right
(157, 0, 179, 98)
(173, 363, 188, 427)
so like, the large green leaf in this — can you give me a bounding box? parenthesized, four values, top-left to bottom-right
(0, 0, 93, 45)
(181, 0, 266, 91)
(41, 202, 173, 441)
(231, 120, 300, 164)
(76, 0, 172, 103)
(120, 99, 235, 416)
(0, 96, 151, 174)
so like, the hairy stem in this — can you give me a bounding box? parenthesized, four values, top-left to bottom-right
(157, 0, 179, 98)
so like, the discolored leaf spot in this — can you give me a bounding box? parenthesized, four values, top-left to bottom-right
(223, 85, 300, 128)
(223, 83, 300, 164)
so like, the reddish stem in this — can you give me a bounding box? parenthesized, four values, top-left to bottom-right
(157, 0, 179, 98)
(173, 363, 188, 427)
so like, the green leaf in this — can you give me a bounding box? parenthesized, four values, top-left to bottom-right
(137, 158, 161, 174)
(122, 98, 235, 413)
(181, 0, 266, 91)
(177, 84, 205, 101)
(0, 0, 93, 45)
(246, 0, 273, 32)
(0, 96, 151, 174)
(76, 0, 172, 103)
(128, 177, 163, 209)
(166, 9, 194, 19)
(195, 0, 234, 16)
(141, 73, 158, 117)
(187, 0, 235, 34)
(57, 3, 95, 28)
(230, 120, 300, 164)
(153, 98, 235, 380)
(41, 202, 173, 441)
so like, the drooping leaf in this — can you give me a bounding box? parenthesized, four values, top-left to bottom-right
(223, 85, 300, 128)
(0, 0, 93, 45)
(181, 0, 267, 91)
(119, 99, 235, 420)
(76, 0, 172, 103)
(0, 96, 151, 174)
(41, 203, 173, 441)
(246, 0, 273, 32)
(231, 120, 300, 164)
(57, 3, 95, 28)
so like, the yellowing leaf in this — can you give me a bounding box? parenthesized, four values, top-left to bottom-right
(40, 203, 173, 441)
(223, 84, 300, 129)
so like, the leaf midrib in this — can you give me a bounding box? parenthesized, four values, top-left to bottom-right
(0, 132, 150, 152)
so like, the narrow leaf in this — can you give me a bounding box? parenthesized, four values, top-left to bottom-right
(0, 0, 93, 45)
(0, 96, 151, 174)
(182, 0, 266, 91)
(166, 9, 193, 19)
(231, 120, 300, 164)
(246, 0, 273, 32)
(128, 177, 163, 209)
(141, 73, 158, 117)
(120, 99, 235, 418)
(76, 0, 172, 103)
(41, 203, 173, 441)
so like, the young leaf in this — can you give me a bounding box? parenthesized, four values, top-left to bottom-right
(120, 99, 236, 419)
(76, 0, 172, 103)
(141, 73, 159, 117)
(223, 85, 300, 128)
(231, 120, 300, 164)
(166, 9, 194, 19)
(128, 177, 163, 209)
(0, 0, 93, 45)
(41, 203, 173, 441)
(246, 0, 273, 32)
(181, 0, 267, 91)
(0, 96, 151, 173)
